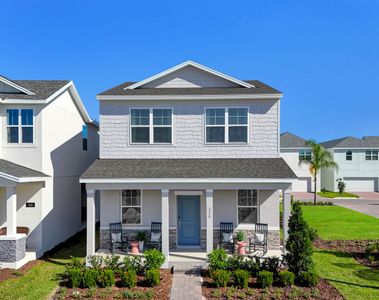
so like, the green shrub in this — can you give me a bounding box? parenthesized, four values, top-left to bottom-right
(278, 270, 295, 286)
(123, 256, 145, 274)
(211, 269, 230, 288)
(233, 269, 249, 288)
(67, 268, 82, 288)
(298, 271, 318, 287)
(67, 257, 84, 270)
(227, 255, 248, 271)
(207, 249, 228, 271)
(120, 269, 137, 288)
(97, 269, 115, 288)
(82, 268, 98, 288)
(257, 270, 273, 288)
(284, 202, 314, 276)
(103, 255, 120, 271)
(145, 269, 160, 287)
(246, 257, 261, 276)
(261, 256, 280, 276)
(144, 249, 165, 270)
(87, 255, 103, 269)
(236, 231, 245, 242)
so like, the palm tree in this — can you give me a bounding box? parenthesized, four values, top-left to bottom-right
(299, 140, 338, 205)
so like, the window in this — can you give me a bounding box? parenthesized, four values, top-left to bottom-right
(299, 149, 312, 160)
(130, 108, 172, 144)
(365, 150, 378, 161)
(237, 190, 258, 224)
(121, 190, 142, 224)
(6, 109, 34, 144)
(82, 125, 88, 151)
(346, 150, 352, 161)
(205, 107, 248, 143)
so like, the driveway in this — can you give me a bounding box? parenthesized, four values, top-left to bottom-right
(292, 192, 379, 218)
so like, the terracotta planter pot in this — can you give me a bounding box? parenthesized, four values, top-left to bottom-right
(130, 241, 140, 254)
(237, 241, 247, 255)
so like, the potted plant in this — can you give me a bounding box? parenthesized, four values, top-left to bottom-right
(236, 231, 247, 255)
(136, 231, 146, 252)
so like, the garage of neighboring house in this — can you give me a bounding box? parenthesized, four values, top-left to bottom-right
(343, 177, 377, 192)
(292, 177, 312, 192)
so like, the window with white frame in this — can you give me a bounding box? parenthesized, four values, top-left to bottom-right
(237, 190, 258, 224)
(6, 109, 34, 144)
(365, 150, 378, 161)
(121, 190, 142, 224)
(130, 108, 172, 144)
(299, 149, 312, 160)
(205, 107, 248, 143)
(346, 150, 352, 161)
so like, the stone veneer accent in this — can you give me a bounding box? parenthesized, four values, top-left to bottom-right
(0, 236, 26, 263)
(100, 229, 280, 251)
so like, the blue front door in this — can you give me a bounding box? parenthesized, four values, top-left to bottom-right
(177, 195, 201, 246)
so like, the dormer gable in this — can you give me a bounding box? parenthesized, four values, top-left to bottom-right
(0, 75, 35, 95)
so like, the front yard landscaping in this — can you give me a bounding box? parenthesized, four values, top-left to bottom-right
(317, 190, 359, 198)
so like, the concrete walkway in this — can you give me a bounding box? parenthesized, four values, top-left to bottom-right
(170, 269, 204, 300)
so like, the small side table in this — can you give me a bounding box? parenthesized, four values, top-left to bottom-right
(130, 241, 140, 254)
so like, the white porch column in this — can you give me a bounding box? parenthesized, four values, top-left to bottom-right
(206, 189, 214, 254)
(161, 189, 169, 267)
(282, 191, 291, 253)
(86, 190, 96, 261)
(6, 186, 17, 236)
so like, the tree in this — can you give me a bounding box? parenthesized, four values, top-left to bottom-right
(299, 140, 338, 205)
(284, 202, 314, 276)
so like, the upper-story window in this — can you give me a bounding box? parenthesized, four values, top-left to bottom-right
(130, 108, 172, 144)
(299, 149, 312, 160)
(205, 107, 248, 144)
(365, 150, 378, 161)
(82, 125, 88, 151)
(346, 150, 352, 161)
(6, 109, 34, 144)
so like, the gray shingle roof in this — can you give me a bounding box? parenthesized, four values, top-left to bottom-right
(280, 132, 308, 148)
(98, 80, 281, 96)
(0, 159, 49, 178)
(0, 80, 70, 100)
(321, 136, 379, 149)
(81, 158, 296, 180)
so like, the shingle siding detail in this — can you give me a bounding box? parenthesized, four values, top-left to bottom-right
(100, 99, 279, 159)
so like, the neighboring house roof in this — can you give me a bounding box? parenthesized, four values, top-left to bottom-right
(0, 159, 49, 182)
(321, 136, 379, 149)
(80, 158, 297, 180)
(280, 132, 308, 148)
(0, 76, 92, 124)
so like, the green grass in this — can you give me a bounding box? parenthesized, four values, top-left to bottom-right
(0, 229, 87, 300)
(317, 190, 359, 198)
(314, 249, 379, 300)
(302, 205, 379, 240)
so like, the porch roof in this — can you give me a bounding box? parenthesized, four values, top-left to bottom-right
(0, 159, 49, 183)
(80, 158, 297, 182)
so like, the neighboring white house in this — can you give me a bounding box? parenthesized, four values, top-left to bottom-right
(280, 132, 320, 192)
(80, 61, 296, 267)
(321, 136, 379, 192)
(0, 76, 99, 269)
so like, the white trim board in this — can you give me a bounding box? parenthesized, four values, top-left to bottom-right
(0, 76, 35, 95)
(97, 94, 282, 101)
(81, 178, 295, 184)
(124, 61, 254, 90)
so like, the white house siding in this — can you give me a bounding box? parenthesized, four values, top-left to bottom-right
(280, 149, 320, 192)
(328, 149, 379, 192)
(142, 65, 240, 88)
(100, 99, 279, 159)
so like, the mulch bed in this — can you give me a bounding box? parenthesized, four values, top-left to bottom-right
(53, 269, 172, 300)
(0, 259, 41, 282)
(202, 276, 343, 299)
(314, 238, 379, 269)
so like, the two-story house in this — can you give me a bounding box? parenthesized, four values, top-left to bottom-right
(0, 76, 99, 269)
(321, 136, 379, 192)
(280, 132, 320, 192)
(80, 61, 296, 267)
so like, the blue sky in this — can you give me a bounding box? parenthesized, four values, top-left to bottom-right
(2, 1, 379, 141)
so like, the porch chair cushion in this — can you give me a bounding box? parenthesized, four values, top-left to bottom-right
(111, 233, 122, 243)
(151, 232, 161, 243)
(254, 233, 264, 243)
(222, 232, 233, 243)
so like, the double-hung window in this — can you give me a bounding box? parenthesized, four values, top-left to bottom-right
(237, 190, 258, 224)
(205, 107, 248, 143)
(299, 149, 312, 160)
(346, 151, 352, 161)
(6, 109, 34, 144)
(365, 150, 378, 161)
(130, 108, 172, 144)
(121, 190, 142, 224)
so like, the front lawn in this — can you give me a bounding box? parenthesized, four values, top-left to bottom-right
(302, 205, 379, 240)
(317, 190, 359, 198)
(314, 249, 379, 300)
